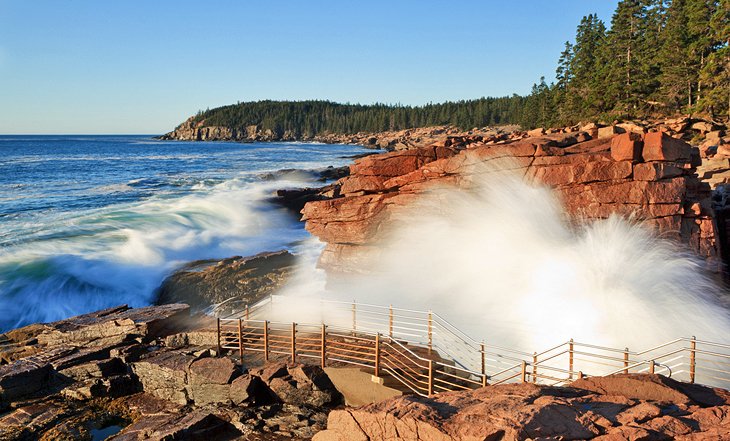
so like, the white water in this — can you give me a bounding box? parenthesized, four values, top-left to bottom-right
(274, 166, 730, 355)
(0, 178, 310, 330)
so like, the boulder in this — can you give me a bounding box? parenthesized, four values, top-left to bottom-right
(186, 356, 238, 405)
(230, 374, 272, 405)
(617, 122, 647, 134)
(0, 357, 53, 402)
(598, 125, 624, 138)
(131, 350, 196, 405)
(610, 132, 643, 162)
(642, 132, 692, 162)
(156, 251, 296, 312)
(692, 121, 716, 133)
(527, 127, 546, 137)
(570, 373, 729, 407)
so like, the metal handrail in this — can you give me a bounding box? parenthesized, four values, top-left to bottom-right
(212, 296, 730, 393)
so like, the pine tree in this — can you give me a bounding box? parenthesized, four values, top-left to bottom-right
(600, 0, 656, 114)
(698, 0, 730, 119)
(658, 0, 694, 111)
(571, 14, 608, 119)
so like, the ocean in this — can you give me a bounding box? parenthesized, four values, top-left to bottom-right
(0, 135, 366, 331)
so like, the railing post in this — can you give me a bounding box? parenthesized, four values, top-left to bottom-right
(291, 322, 297, 364)
(532, 352, 537, 384)
(245, 304, 250, 321)
(520, 360, 527, 383)
(374, 333, 381, 377)
(264, 321, 270, 362)
(482, 373, 488, 387)
(690, 336, 696, 384)
(624, 347, 629, 374)
(216, 318, 221, 356)
(480, 341, 486, 376)
(321, 324, 327, 368)
(649, 359, 655, 374)
(568, 339, 574, 380)
(352, 301, 357, 334)
(427, 311, 433, 354)
(237, 318, 244, 364)
(428, 360, 434, 395)
(389, 305, 393, 338)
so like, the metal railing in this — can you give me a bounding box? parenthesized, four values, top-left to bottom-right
(214, 295, 730, 395)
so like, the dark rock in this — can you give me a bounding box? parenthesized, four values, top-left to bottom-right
(0, 356, 54, 402)
(317, 165, 350, 182)
(230, 374, 273, 405)
(110, 410, 232, 441)
(271, 184, 341, 214)
(156, 251, 296, 312)
(256, 364, 342, 408)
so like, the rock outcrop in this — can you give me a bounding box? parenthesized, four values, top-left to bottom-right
(0, 304, 343, 440)
(314, 373, 730, 440)
(159, 117, 519, 151)
(301, 127, 725, 273)
(155, 250, 296, 313)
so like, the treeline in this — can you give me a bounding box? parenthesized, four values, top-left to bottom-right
(523, 0, 729, 128)
(189, 0, 728, 135)
(190, 98, 527, 137)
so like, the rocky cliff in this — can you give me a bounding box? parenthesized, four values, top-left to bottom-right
(301, 121, 730, 273)
(159, 115, 517, 150)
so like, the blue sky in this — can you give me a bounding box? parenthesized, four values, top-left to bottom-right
(0, 1, 618, 134)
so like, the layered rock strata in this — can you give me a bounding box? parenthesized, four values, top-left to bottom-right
(302, 130, 722, 273)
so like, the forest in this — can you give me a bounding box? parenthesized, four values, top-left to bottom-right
(189, 0, 728, 134)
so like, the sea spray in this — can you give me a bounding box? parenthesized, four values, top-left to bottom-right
(270, 164, 730, 360)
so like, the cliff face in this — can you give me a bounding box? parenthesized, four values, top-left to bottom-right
(159, 116, 518, 148)
(301, 127, 725, 273)
(158, 116, 297, 142)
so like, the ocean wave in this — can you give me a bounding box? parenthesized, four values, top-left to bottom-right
(0, 177, 313, 330)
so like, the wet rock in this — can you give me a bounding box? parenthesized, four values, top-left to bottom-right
(301, 124, 721, 273)
(156, 251, 296, 312)
(272, 185, 340, 214)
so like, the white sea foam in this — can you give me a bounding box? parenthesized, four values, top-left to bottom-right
(0, 178, 307, 330)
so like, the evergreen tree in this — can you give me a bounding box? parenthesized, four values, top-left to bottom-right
(571, 14, 608, 119)
(698, 0, 730, 118)
(658, 0, 694, 110)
